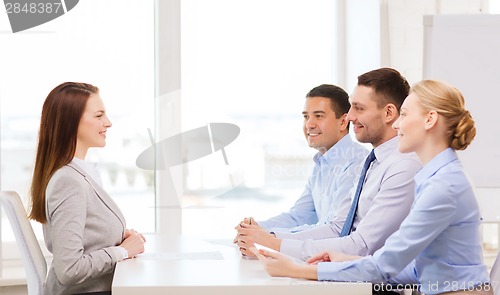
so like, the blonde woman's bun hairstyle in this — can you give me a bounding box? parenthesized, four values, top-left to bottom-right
(411, 80, 476, 150)
(451, 109, 476, 150)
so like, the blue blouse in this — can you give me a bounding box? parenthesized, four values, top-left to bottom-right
(317, 148, 490, 294)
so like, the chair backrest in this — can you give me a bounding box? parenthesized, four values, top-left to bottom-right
(0, 191, 47, 295)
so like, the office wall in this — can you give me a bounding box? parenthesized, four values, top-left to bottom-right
(383, 0, 484, 83)
(423, 14, 500, 188)
(423, 15, 500, 227)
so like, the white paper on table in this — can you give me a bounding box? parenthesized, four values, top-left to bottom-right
(138, 251, 224, 260)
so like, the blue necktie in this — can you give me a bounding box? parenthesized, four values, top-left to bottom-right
(339, 149, 376, 237)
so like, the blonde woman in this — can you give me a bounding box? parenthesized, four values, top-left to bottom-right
(252, 80, 492, 295)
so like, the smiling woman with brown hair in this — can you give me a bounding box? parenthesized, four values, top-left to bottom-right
(30, 82, 146, 295)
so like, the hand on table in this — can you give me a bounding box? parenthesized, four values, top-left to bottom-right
(250, 247, 317, 280)
(120, 228, 146, 258)
(233, 217, 262, 246)
(306, 250, 361, 264)
(235, 223, 279, 257)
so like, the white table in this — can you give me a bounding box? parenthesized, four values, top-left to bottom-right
(112, 234, 371, 295)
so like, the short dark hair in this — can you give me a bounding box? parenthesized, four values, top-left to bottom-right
(357, 68, 410, 110)
(306, 84, 350, 118)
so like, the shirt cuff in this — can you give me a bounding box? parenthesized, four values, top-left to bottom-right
(269, 227, 292, 234)
(317, 259, 374, 282)
(317, 261, 341, 281)
(256, 220, 269, 230)
(274, 230, 295, 239)
(115, 246, 129, 261)
(279, 238, 305, 260)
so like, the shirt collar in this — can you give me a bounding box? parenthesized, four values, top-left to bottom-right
(414, 147, 458, 187)
(372, 136, 399, 164)
(313, 134, 353, 166)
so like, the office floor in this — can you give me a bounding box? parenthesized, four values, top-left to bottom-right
(0, 285, 26, 295)
(484, 247, 498, 272)
(482, 223, 499, 271)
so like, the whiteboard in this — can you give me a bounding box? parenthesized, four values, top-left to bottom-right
(423, 14, 500, 188)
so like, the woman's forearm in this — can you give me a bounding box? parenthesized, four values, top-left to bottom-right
(290, 263, 318, 280)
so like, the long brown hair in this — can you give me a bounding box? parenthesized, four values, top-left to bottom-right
(29, 82, 99, 223)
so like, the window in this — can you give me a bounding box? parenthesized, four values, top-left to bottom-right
(0, 0, 377, 271)
(179, 0, 336, 238)
(491, 0, 500, 12)
(0, 0, 154, 268)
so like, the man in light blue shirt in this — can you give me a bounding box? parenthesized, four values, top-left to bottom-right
(259, 134, 368, 233)
(235, 84, 368, 245)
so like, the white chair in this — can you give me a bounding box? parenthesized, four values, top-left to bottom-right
(0, 191, 47, 295)
(491, 251, 500, 295)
